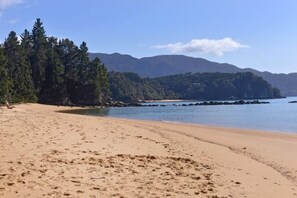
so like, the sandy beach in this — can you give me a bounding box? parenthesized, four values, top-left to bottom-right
(0, 104, 296, 198)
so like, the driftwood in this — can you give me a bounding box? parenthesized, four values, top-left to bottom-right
(5, 100, 15, 109)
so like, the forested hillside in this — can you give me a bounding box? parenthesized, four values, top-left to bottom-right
(0, 19, 109, 105)
(109, 72, 282, 102)
(90, 53, 297, 96)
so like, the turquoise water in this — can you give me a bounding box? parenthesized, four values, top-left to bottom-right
(62, 97, 297, 133)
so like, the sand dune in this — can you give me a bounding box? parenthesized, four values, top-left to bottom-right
(0, 104, 296, 197)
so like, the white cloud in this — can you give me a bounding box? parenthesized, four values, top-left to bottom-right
(0, 0, 23, 9)
(7, 18, 18, 24)
(153, 37, 248, 56)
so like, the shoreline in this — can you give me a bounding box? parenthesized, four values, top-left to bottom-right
(0, 103, 296, 197)
(58, 106, 297, 135)
(159, 119, 297, 135)
(144, 99, 193, 102)
(144, 96, 289, 103)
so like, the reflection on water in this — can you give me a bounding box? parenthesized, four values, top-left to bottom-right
(58, 108, 109, 116)
(59, 97, 297, 133)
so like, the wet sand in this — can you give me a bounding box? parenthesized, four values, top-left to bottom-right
(0, 104, 296, 197)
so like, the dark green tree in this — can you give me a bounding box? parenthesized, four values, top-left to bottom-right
(20, 29, 38, 102)
(4, 31, 36, 102)
(20, 29, 33, 62)
(4, 31, 22, 101)
(0, 47, 11, 103)
(21, 29, 32, 50)
(31, 18, 47, 97)
(96, 58, 109, 100)
(3, 31, 19, 81)
(40, 36, 66, 104)
(58, 39, 81, 104)
(78, 41, 89, 83)
(70, 42, 100, 105)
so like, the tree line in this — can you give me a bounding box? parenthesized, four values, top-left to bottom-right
(0, 18, 109, 105)
(109, 72, 282, 102)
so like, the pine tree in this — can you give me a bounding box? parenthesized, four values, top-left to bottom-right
(0, 48, 11, 103)
(31, 18, 47, 97)
(3, 31, 20, 102)
(78, 41, 90, 83)
(4, 31, 36, 102)
(97, 58, 110, 101)
(72, 41, 93, 104)
(58, 39, 81, 104)
(41, 36, 66, 104)
(88, 58, 102, 103)
(20, 29, 38, 102)
(4, 31, 19, 81)
(16, 49, 38, 102)
(20, 29, 33, 62)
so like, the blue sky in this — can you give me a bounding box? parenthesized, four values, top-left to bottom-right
(0, 0, 297, 73)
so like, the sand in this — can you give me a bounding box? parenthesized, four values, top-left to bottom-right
(0, 104, 296, 198)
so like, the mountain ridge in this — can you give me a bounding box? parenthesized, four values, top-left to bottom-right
(89, 53, 297, 96)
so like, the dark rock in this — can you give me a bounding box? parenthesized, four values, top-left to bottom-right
(289, 101, 297, 103)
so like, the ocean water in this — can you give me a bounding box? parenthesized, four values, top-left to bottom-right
(61, 97, 297, 133)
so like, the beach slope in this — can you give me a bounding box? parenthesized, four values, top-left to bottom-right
(0, 104, 296, 197)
